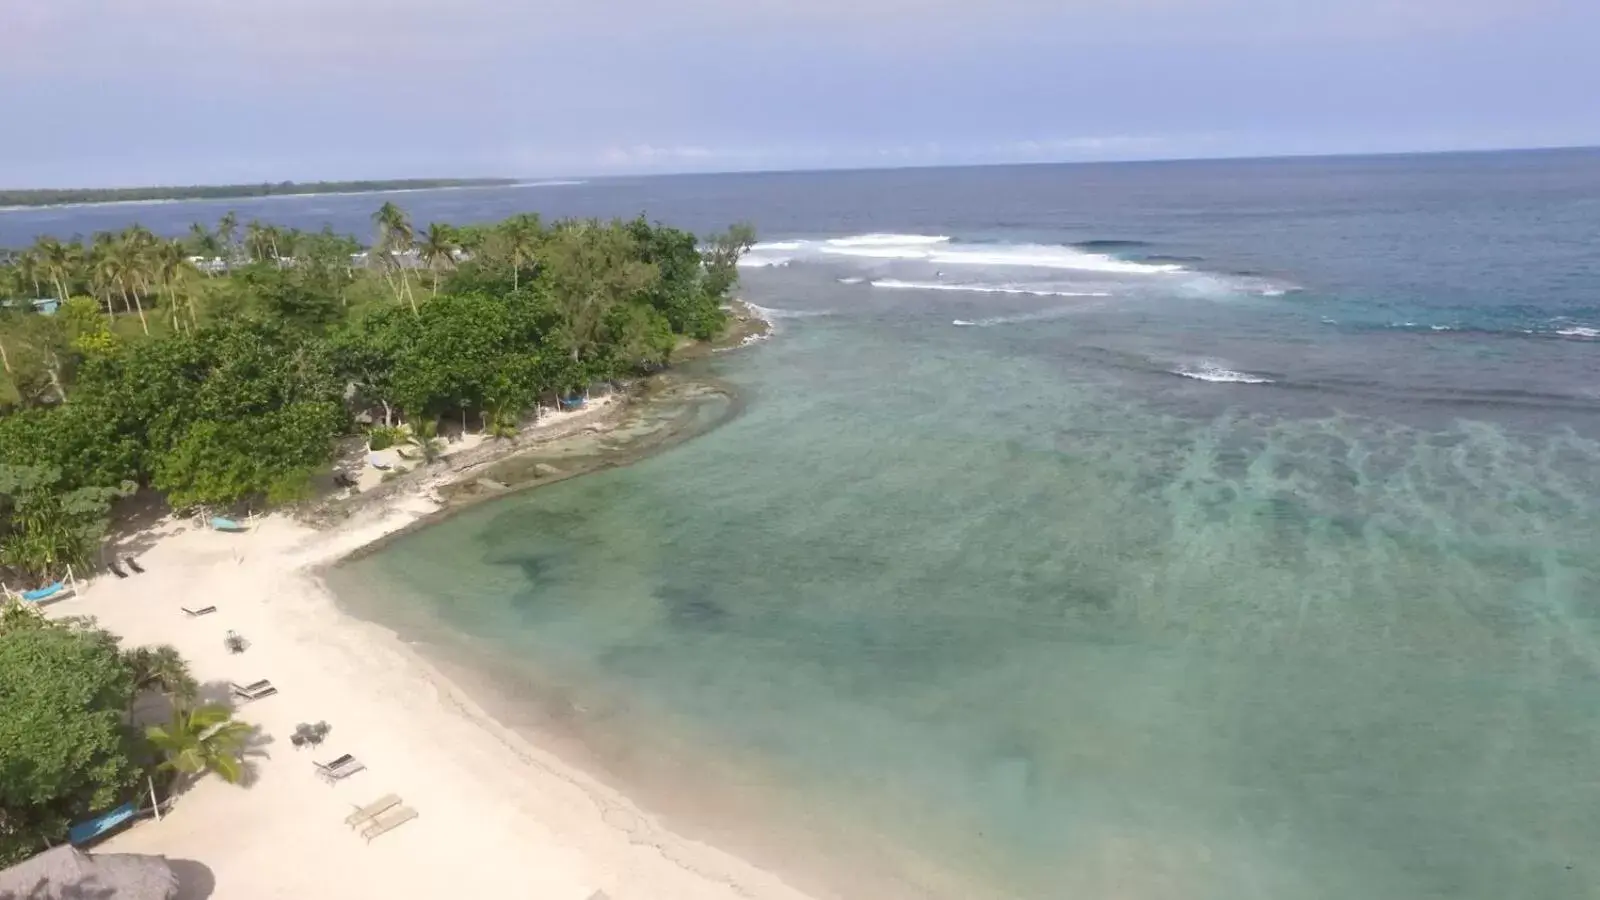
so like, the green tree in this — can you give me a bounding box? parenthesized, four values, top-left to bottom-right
(541, 221, 659, 363)
(123, 644, 198, 705)
(0, 465, 132, 581)
(417, 223, 458, 296)
(371, 202, 417, 312)
(144, 703, 252, 787)
(0, 621, 144, 865)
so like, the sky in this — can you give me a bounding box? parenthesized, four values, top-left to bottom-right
(2, 0, 1598, 187)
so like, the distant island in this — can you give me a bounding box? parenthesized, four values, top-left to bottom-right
(0, 178, 523, 208)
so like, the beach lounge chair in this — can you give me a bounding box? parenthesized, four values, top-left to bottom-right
(125, 557, 145, 574)
(360, 805, 418, 843)
(210, 516, 249, 532)
(231, 679, 271, 693)
(314, 753, 355, 773)
(313, 752, 364, 781)
(108, 562, 128, 579)
(230, 680, 277, 701)
(182, 605, 217, 617)
(345, 793, 402, 827)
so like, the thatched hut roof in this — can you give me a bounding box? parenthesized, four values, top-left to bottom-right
(0, 846, 178, 899)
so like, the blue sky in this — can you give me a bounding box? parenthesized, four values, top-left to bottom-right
(3, 0, 1597, 186)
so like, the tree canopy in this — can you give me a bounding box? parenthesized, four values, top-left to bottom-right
(0, 606, 237, 865)
(0, 615, 142, 865)
(0, 207, 755, 584)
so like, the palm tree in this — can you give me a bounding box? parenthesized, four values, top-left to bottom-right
(417, 223, 458, 296)
(108, 236, 150, 334)
(34, 237, 76, 301)
(408, 416, 443, 462)
(155, 241, 199, 331)
(145, 703, 253, 785)
(217, 212, 238, 267)
(13, 250, 42, 298)
(123, 644, 198, 704)
(244, 220, 268, 262)
(187, 223, 221, 269)
(497, 214, 541, 291)
(371, 202, 417, 312)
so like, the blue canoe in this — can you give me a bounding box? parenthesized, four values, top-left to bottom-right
(68, 802, 137, 845)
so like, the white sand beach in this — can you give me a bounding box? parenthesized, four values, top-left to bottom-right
(43, 401, 816, 900)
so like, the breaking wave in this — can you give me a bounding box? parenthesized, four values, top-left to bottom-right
(871, 279, 1110, 298)
(1171, 362, 1275, 384)
(742, 233, 1184, 275)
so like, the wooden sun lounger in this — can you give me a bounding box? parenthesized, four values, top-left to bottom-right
(182, 605, 217, 617)
(361, 805, 418, 843)
(230, 680, 277, 701)
(345, 793, 402, 828)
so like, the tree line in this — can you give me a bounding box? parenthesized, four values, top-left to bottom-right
(0, 178, 518, 208)
(0, 205, 755, 583)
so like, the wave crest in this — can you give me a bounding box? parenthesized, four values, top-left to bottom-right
(1172, 362, 1275, 384)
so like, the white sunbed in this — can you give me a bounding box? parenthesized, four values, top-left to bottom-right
(345, 793, 402, 828)
(361, 805, 419, 843)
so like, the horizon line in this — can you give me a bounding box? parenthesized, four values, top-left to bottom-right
(6, 143, 1597, 195)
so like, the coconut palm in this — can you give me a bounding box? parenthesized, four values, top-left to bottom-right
(34, 237, 76, 301)
(187, 223, 222, 269)
(372, 201, 414, 255)
(371, 202, 417, 311)
(14, 249, 42, 297)
(496, 214, 541, 291)
(123, 644, 198, 704)
(155, 241, 199, 330)
(217, 211, 238, 266)
(107, 237, 150, 334)
(145, 703, 253, 785)
(417, 223, 458, 296)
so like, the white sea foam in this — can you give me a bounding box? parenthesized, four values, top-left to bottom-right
(870, 279, 1110, 298)
(743, 303, 831, 320)
(825, 234, 951, 247)
(737, 254, 793, 268)
(952, 319, 977, 327)
(1557, 326, 1599, 338)
(743, 232, 1185, 276)
(926, 245, 1183, 275)
(1172, 362, 1274, 384)
(837, 277, 866, 285)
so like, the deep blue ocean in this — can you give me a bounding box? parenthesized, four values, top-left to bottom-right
(9, 150, 1600, 898)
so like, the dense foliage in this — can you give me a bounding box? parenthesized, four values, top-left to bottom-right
(0, 206, 753, 583)
(0, 606, 217, 865)
(0, 179, 517, 208)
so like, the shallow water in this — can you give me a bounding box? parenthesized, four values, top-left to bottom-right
(318, 152, 1596, 898)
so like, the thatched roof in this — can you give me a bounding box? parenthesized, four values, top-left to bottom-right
(0, 846, 178, 900)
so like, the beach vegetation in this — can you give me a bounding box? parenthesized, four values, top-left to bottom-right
(0, 614, 143, 864)
(144, 703, 253, 787)
(0, 205, 753, 583)
(0, 609, 224, 862)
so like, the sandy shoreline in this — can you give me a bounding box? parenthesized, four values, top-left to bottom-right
(44, 381, 814, 900)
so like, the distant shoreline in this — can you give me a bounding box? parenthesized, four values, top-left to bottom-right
(0, 178, 533, 210)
